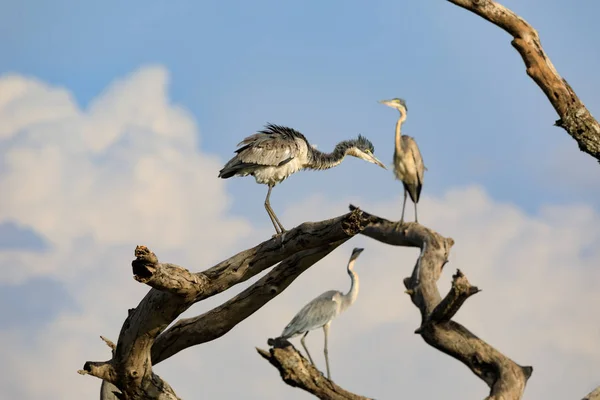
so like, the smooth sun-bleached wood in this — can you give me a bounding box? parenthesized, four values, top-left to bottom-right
(446, 0, 600, 162)
(349, 204, 532, 400)
(81, 210, 370, 399)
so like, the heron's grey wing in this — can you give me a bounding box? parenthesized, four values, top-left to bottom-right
(281, 290, 341, 338)
(235, 133, 306, 167)
(403, 136, 425, 184)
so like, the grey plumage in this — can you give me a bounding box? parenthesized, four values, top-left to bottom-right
(278, 247, 364, 380)
(218, 124, 386, 235)
(379, 98, 425, 224)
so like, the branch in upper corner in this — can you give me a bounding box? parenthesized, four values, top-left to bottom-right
(447, 0, 600, 162)
(257, 341, 373, 400)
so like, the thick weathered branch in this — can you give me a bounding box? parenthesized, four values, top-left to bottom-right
(351, 204, 532, 400)
(257, 340, 372, 400)
(83, 210, 369, 399)
(152, 241, 348, 363)
(447, 0, 600, 162)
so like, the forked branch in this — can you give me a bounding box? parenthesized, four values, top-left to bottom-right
(81, 210, 370, 399)
(350, 204, 532, 400)
(447, 0, 600, 162)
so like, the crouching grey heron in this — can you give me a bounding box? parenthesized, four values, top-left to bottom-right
(379, 98, 425, 224)
(277, 247, 364, 380)
(218, 124, 386, 235)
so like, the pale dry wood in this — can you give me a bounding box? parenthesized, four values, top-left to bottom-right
(583, 386, 600, 400)
(447, 0, 600, 162)
(81, 210, 370, 399)
(350, 204, 532, 400)
(257, 340, 372, 400)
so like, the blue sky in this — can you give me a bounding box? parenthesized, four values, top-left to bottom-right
(3, 0, 599, 216)
(1, 1, 599, 399)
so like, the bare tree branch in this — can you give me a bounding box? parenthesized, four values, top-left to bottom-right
(446, 0, 600, 162)
(350, 205, 532, 400)
(82, 210, 369, 399)
(257, 340, 372, 400)
(583, 386, 600, 400)
(152, 241, 348, 363)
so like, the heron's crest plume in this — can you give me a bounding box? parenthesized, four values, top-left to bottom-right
(355, 135, 375, 154)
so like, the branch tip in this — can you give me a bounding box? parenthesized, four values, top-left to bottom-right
(100, 335, 116, 351)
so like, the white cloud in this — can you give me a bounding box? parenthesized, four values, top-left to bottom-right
(0, 67, 598, 400)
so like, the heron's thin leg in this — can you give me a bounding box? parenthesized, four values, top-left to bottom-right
(414, 201, 418, 223)
(400, 189, 407, 224)
(269, 207, 286, 233)
(265, 185, 287, 234)
(300, 332, 315, 365)
(264, 185, 281, 235)
(323, 323, 331, 380)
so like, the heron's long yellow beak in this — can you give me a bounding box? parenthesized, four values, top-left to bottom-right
(367, 154, 387, 169)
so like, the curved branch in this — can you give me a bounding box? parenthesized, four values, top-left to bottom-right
(350, 204, 532, 400)
(257, 340, 372, 400)
(446, 0, 600, 162)
(82, 210, 370, 399)
(152, 241, 348, 363)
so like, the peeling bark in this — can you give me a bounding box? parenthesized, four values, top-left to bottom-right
(447, 0, 600, 162)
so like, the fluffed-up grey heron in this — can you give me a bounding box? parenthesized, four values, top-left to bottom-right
(379, 98, 425, 224)
(218, 124, 386, 235)
(277, 247, 364, 380)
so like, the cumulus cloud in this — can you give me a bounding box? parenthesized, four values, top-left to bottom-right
(0, 67, 598, 400)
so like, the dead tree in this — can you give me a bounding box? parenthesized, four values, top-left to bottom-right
(80, 1, 599, 399)
(79, 211, 371, 399)
(258, 206, 532, 400)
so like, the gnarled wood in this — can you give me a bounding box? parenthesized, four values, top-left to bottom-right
(81, 210, 369, 399)
(151, 241, 348, 363)
(257, 340, 372, 400)
(446, 0, 600, 162)
(350, 204, 532, 400)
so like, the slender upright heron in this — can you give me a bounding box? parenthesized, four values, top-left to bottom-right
(218, 124, 386, 235)
(379, 98, 425, 224)
(278, 247, 364, 380)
